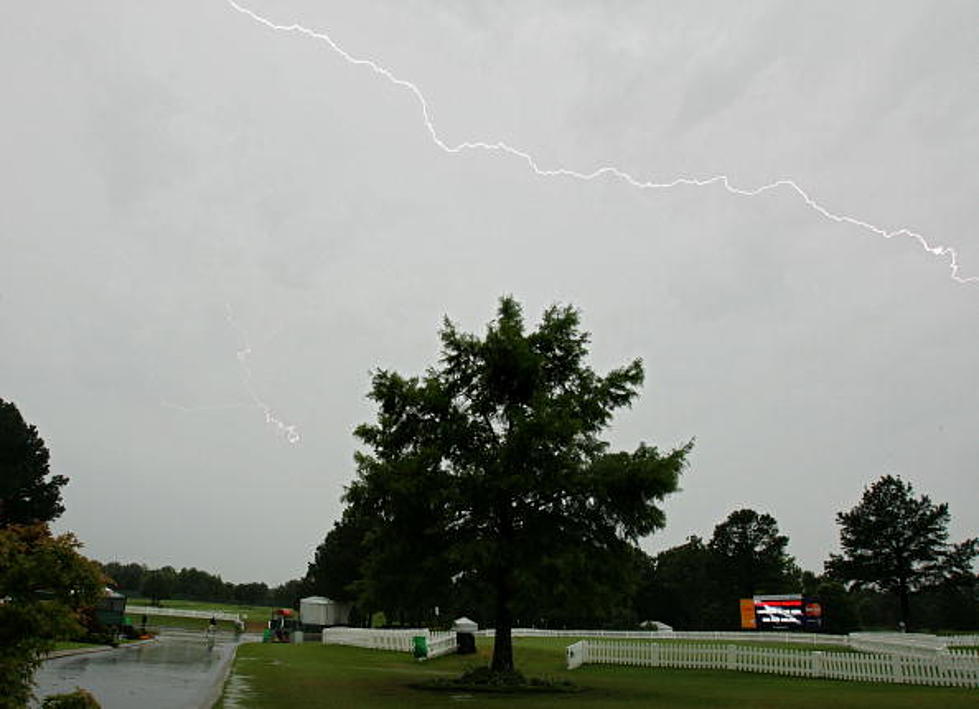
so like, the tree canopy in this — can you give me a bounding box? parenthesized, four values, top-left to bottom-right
(709, 508, 798, 600)
(826, 474, 977, 629)
(0, 524, 105, 707)
(0, 398, 67, 528)
(347, 296, 691, 671)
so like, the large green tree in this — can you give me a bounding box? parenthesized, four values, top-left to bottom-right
(348, 297, 690, 671)
(0, 399, 68, 528)
(826, 474, 977, 629)
(644, 536, 726, 630)
(140, 566, 177, 606)
(307, 507, 373, 605)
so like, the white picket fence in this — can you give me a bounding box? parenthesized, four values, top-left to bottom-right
(320, 627, 458, 659)
(951, 648, 979, 661)
(426, 631, 458, 659)
(565, 639, 979, 688)
(484, 628, 979, 656)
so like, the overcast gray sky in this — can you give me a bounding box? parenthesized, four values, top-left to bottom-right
(2, 1, 977, 585)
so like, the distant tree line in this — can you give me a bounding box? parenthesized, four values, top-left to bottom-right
(99, 561, 309, 609)
(306, 481, 978, 634)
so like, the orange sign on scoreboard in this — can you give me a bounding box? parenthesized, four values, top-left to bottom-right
(740, 598, 757, 629)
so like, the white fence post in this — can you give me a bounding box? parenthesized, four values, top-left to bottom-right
(811, 651, 823, 679)
(566, 640, 586, 670)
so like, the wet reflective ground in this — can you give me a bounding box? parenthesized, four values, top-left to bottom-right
(33, 632, 246, 709)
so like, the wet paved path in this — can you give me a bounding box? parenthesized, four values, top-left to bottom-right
(34, 632, 244, 709)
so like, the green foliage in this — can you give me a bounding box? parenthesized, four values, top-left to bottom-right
(41, 688, 101, 708)
(0, 525, 105, 708)
(644, 510, 799, 631)
(234, 581, 271, 605)
(643, 535, 727, 630)
(347, 297, 690, 670)
(0, 398, 68, 528)
(100, 561, 146, 594)
(268, 577, 312, 609)
(103, 560, 305, 610)
(826, 475, 977, 628)
(709, 508, 798, 600)
(140, 566, 177, 606)
(815, 579, 861, 634)
(307, 507, 375, 604)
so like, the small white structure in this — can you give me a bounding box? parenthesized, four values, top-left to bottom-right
(453, 616, 478, 633)
(300, 596, 352, 627)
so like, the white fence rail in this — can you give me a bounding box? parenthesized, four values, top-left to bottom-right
(321, 627, 458, 659)
(322, 627, 423, 653)
(485, 628, 978, 657)
(427, 631, 458, 659)
(126, 605, 242, 623)
(566, 639, 979, 688)
(946, 635, 979, 648)
(848, 633, 947, 657)
(480, 628, 847, 645)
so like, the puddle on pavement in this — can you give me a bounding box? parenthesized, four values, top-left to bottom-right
(216, 667, 253, 709)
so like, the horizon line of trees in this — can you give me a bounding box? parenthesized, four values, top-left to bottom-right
(99, 560, 308, 609)
(306, 487, 978, 635)
(95, 475, 978, 633)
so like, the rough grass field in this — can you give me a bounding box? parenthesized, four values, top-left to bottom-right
(216, 637, 978, 709)
(127, 597, 276, 631)
(51, 641, 101, 651)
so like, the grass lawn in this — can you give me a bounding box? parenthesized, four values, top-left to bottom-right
(136, 616, 243, 633)
(51, 641, 101, 652)
(215, 637, 978, 709)
(127, 597, 277, 631)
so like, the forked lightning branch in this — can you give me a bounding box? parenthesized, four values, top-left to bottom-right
(225, 0, 975, 285)
(213, 0, 976, 444)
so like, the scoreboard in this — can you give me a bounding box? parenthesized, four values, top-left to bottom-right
(740, 594, 822, 631)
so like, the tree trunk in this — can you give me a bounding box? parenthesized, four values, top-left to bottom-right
(898, 583, 912, 631)
(491, 564, 514, 672)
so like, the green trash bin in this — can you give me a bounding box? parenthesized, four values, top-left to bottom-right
(262, 628, 272, 643)
(412, 635, 428, 659)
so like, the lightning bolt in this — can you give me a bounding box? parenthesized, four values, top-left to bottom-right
(225, 0, 976, 285)
(160, 305, 301, 443)
(225, 304, 301, 443)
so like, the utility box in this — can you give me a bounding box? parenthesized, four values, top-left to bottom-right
(95, 588, 127, 629)
(300, 596, 352, 628)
